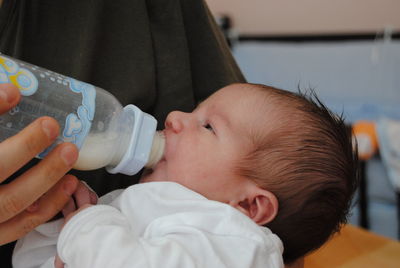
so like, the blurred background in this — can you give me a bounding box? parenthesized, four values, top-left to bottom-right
(206, 0, 400, 241)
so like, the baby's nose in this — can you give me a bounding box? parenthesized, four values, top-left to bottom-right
(165, 111, 184, 133)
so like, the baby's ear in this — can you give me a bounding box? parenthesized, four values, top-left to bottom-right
(232, 187, 278, 225)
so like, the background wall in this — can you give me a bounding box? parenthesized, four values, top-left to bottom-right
(205, 0, 400, 35)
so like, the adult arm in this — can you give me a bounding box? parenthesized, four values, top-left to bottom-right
(0, 83, 79, 245)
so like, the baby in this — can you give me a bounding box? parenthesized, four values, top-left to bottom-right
(13, 83, 358, 268)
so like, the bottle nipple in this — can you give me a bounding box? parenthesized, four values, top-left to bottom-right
(145, 131, 165, 168)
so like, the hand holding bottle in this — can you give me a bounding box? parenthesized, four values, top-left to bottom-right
(0, 83, 80, 245)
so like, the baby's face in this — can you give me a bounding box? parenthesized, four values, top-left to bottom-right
(141, 84, 267, 203)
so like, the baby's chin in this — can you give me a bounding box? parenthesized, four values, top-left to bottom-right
(140, 159, 167, 183)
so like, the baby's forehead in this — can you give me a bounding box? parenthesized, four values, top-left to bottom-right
(231, 86, 297, 132)
(224, 88, 276, 129)
(206, 84, 294, 126)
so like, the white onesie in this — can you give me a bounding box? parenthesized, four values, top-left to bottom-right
(13, 181, 283, 268)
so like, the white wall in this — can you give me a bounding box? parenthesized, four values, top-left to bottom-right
(206, 0, 400, 35)
(232, 40, 400, 123)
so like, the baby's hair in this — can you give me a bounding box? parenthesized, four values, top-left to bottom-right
(236, 84, 359, 264)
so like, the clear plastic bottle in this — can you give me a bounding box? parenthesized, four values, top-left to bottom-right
(0, 54, 165, 175)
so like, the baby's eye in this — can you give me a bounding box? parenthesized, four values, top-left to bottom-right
(204, 123, 215, 133)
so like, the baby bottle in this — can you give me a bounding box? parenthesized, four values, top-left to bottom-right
(0, 54, 165, 175)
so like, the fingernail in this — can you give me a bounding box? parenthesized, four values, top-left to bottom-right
(41, 119, 58, 140)
(0, 85, 19, 103)
(64, 176, 77, 195)
(60, 144, 78, 166)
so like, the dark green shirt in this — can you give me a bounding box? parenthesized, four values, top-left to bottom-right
(0, 0, 244, 268)
(0, 0, 245, 189)
(0, 1, 244, 264)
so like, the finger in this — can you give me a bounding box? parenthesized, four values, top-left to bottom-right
(0, 116, 60, 182)
(80, 181, 98, 204)
(74, 181, 93, 208)
(61, 198, 76, 218)
(0, 143, 78, 222)
(54, 255, 64, 268)
(0, 83, 20, 114)
(26, 200, 40, 213)
(0, 175, 78, 245)
(89, 191, 98, 205)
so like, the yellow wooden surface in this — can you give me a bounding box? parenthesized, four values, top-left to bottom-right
(304, 224, 400, 268)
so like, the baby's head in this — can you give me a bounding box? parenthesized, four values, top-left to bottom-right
(142, 83, 358, 263)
